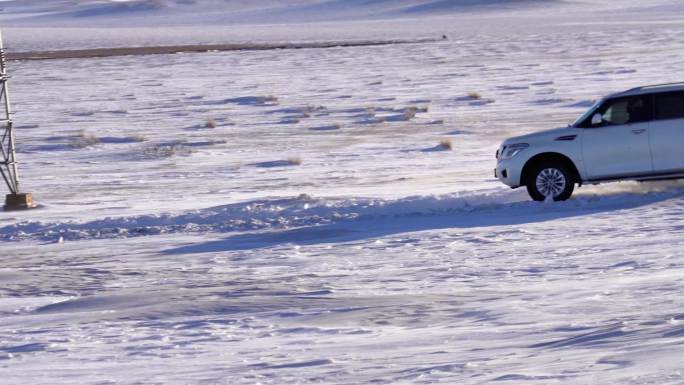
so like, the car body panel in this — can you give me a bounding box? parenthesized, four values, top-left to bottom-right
(496, 126, 583, 188)
(581, 121, 652, 179)
(649, 118, 684, 173)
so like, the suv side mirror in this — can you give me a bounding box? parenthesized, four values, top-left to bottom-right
(591, 113, 603, 127)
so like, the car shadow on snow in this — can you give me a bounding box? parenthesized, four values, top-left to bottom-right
(165, 189, 680, 254)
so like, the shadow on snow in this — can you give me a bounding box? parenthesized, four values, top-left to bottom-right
(165, 189, 678, 254)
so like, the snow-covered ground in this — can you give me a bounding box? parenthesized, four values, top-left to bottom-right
(2, 1, 684, 384)
(2, 0, 684, 51)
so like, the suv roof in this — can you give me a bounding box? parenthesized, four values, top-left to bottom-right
(608, 82, 684, 98)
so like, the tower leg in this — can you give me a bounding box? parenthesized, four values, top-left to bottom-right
(4, 193, 36, 211)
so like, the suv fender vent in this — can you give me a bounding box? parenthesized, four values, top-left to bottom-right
(555, 135, 577, 141)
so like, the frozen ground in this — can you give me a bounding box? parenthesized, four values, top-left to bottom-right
(2, 1, 684, 384)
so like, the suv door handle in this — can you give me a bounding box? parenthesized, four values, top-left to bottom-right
(630, 128, 646, 135)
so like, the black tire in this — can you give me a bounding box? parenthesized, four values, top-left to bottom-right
(525, 161, 575, 202)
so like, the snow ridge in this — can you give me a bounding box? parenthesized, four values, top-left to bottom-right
(3, 186, 681, 242)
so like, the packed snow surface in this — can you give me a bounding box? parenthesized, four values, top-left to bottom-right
(3, 1, 684, 384)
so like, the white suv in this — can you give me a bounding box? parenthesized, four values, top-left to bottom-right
(496, 83, 684, 201)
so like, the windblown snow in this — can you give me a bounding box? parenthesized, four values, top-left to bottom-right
(2, 1, 684, 384)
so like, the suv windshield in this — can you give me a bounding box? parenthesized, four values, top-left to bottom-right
(571, 100, 602, 127)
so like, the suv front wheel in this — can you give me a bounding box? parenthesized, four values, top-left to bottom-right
(525, 162, 575, 201)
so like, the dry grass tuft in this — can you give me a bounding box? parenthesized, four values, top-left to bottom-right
(263, 95, 279, 105)
(127, 134, 147, 142)
(403, 107, 418, 120)
(71, 130, 100, 148)
(303, 104, 327, 113)
(287, 156, 303, 166)
(467, 91, 482, 100)
(143, 143, 193, 159)
(206, 118, 217, 128)
(439, 138, 453, 150)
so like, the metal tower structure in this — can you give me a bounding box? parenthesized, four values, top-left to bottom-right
(0, 30, 34, 210)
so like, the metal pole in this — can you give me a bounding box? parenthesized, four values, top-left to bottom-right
(0, 29, 19, 195)
(0, 29, 35, 210)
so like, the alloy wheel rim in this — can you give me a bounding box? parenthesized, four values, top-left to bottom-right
(535, 168, 566, 198)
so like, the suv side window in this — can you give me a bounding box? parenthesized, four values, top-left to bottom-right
(596, 95, 653, 126)
(654, 91, 684, 121)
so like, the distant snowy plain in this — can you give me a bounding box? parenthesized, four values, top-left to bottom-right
(2, 1, 684, 384)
